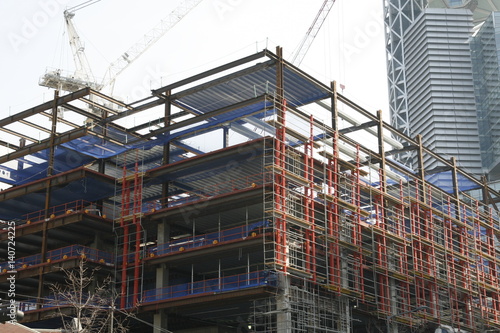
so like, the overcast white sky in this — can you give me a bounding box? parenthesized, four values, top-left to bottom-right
(0, 0, 389, 124)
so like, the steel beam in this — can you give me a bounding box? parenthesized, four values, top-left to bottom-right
(146, 137, 267, 179)
(139, 286, 273, 313)
(169, 60, 275, 101)
(18, 119, 52, 134)
(340, 120, 377, 135)
(0, 168, 114, 202)
(153, 49, 270, 95)
(129, 95, 269, 144)
(0, 88, 90, 128)
(0, 127, 88, 164)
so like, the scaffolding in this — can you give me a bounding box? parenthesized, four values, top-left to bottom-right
(1, 47, 500, 332)
(115, 149, 146, 308)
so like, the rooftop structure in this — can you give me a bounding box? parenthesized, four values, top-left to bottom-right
(1, 47, 500, 332)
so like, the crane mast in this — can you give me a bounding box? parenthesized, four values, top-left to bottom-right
(63, 10, 100, 90)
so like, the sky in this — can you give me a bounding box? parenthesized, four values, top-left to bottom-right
(0, 0, 389, 127)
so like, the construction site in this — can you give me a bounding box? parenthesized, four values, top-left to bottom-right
(2, 0, 500, 332)
(0, 45, 499, 332)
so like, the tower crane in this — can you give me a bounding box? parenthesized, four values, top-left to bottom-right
(39, 0, 204, 94)
(290, 0, 336, 66)
(39, 0, 103, 92)
(64, 7, 100, 90)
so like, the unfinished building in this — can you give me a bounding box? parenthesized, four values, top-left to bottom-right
(1, 47, 500, 332)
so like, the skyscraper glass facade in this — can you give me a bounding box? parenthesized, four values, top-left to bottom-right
(385, 0, 500, 179)
(471, 12, 500, 179)
(404, 8, 482, 175)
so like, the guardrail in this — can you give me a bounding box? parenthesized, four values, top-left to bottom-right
(142, 270, 277, 304)
(0, 245, 114, 272)
(148, 220, 270, 257)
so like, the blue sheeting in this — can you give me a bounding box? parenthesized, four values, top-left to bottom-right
(2, 59, 330, 187)
(61, 61, 330, 160)
(426, 171, 480, 193)
(0, 174, 116, 220)
(61, 134, 133, 159)
(61, 101, 274, 159)
(0, 146, 96, 186)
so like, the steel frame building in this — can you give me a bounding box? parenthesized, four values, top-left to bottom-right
(1, 47, 500, 332)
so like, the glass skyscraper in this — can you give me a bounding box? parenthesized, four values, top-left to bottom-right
(471, 12, 500, 179)
(384, 0, 500, 179)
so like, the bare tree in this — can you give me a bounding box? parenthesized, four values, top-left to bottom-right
(50, 256, 132, 333)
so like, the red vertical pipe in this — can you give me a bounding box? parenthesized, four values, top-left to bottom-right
(274, 98, 287, 271)
(398, 180, 404, 236)
(120, 223, 129, 308)
(133, 160, 142, 305)
(308, 115, 316, 281)
(354, 145, 363, 296)
(326, 156, 337, 287)
(326, 138, 334, 284)
(120, 165, 130, 308)
(332, 133, 341, 288)
(304, 125, 311, 274)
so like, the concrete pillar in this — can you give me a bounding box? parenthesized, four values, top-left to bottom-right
(276, 272, 291, 333)
(157, 219, 170, 246)
(153, 309, 168, 333)
(154, 220, 170, 332)
(156, 220, 170, 289)
(92, 232, 104, 251)
(388, 279, 398, 333)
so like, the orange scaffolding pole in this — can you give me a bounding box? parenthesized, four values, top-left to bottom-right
(304, 115, 316, 281)
(120, 162, 130, 309)
(274, 98, 287, 271)
(353, 145, 363, 297)
(132, 159, 142, 306)
(327, 132, 341, 290)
